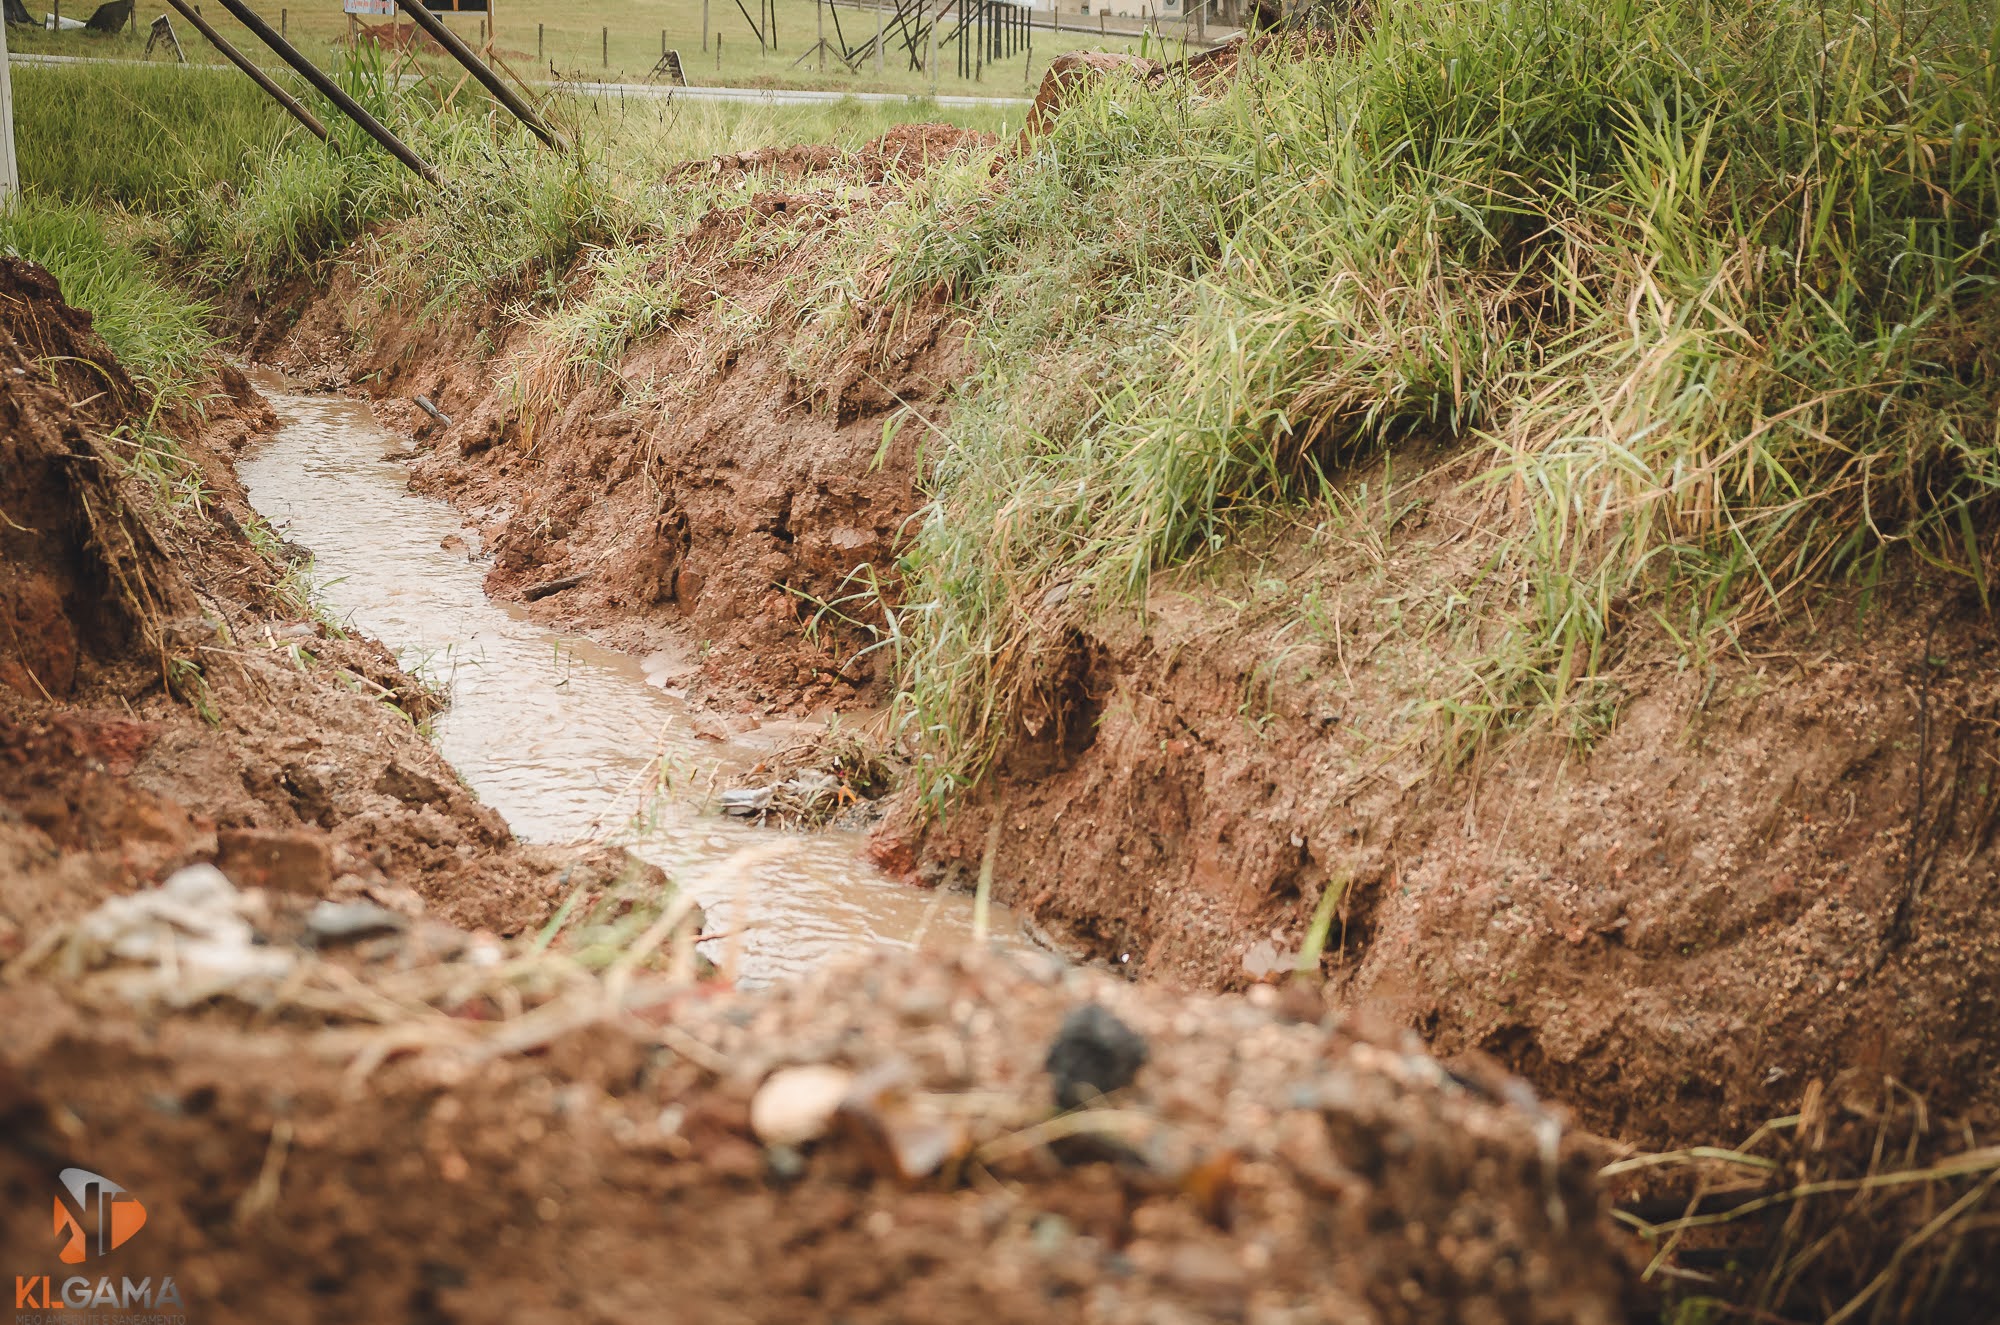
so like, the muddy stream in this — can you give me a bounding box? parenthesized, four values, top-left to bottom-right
(240, 375, 1008, 983)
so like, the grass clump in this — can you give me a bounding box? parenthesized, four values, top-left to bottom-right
(801, 0, 2000, 810)
(0, 202, 216, 395)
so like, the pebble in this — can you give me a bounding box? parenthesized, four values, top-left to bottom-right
(1046, 1004, 1150, 1109)
(749, 1064, 855, 1145)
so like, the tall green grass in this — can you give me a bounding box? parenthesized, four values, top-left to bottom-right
(6, 49, 1007, 402)
(790, 0, 2000, 809)
(15, 51, 1006, 301)
(13, 62, 297, 207)
(0, 202, 215, 392)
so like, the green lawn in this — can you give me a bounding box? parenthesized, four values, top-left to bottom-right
(6, 0, 1174, 95)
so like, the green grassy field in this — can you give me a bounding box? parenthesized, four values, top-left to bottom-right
(1, 55, 1011, 391)
(6, 0, 1166, 95)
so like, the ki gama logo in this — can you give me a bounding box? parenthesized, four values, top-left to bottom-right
(53, 1168, 146, 1264)
(13, 1168, 184, 1315)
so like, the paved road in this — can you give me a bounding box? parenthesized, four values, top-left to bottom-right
(8, 50, 1033, 105)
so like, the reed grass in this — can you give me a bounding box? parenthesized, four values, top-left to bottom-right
(780, 0, 2000, 811)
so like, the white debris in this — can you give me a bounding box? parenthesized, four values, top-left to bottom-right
(67, 864, 295, 1004)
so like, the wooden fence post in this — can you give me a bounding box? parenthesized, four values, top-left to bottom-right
(0, 12, 18, 210)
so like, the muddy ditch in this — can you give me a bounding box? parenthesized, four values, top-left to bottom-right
(235, 371, 1006, 981)
(6, 89, 1999, 1315)
(245, 119, 2000, 1143)
(213, 107, 2000, 1312)
(1, 251, 1645, 1322)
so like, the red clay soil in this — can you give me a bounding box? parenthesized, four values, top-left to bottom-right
(0, 253, 1638, 1325)
(239, 106, 2000, 1164)
(866, 458, 2000, 1313)
(213, 98, 2000, 1310)
(0, 950, 1634, 1324)
(889, 457, 2000, 1152)
(0, 280, 1639, 1319)
(0, 258, 646, 947)
(248, 125, 995, 714)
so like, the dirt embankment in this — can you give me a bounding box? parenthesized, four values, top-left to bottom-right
(2, 255, 1642, 1323)
(248, 124, 994, 714)
(209, 92, 1995, 1308)
(1, 950, 1635, 1324)
(0, 257, 645, 946)
(236, 107, 1999, 1161)
(892, 457, 2000, 1152)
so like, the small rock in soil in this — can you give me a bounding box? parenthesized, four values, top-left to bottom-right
(374, 762, 449, 807)
(305, 900, 409, 945)
(1046, 1004, 1150, 1109)
(750, 1064, 855, 1146)
(215, 826, 335, 894)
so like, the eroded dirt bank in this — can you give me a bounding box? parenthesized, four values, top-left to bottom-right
(1, 951, 1633, 1324)
(189, 95, 1999, 1311)
(247, 124, 994, 714)
(0, 258, 645, 945)
(244, 129, 1999, 1155)
(2, 259, 1642, 1322)
(897, 510, 2000, 1151)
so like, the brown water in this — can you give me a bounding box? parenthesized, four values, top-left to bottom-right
(239, 376, 1009, 983)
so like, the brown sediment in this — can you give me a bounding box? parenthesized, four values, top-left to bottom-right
(65, 83, 1987, 1313)
(889, 459, 2000, 1152)
(1, 254, 1645, 1318)
(0, 256, 653, 945)
(230, 104, 2000, 1171)
(0, 950, 1635, 1324)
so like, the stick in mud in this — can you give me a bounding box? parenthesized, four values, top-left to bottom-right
(522, 574, 588, 602)
(161, 0, 329, 142)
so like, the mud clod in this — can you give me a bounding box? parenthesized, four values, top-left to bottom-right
(1047, 1003, 1152, 1109)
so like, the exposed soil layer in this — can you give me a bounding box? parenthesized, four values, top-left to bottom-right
(248, 125, 996, 714)
(199, 91, 2000, 1310)
(0, 258, 646, 947)
(894, 462, 2000, 1151)
(0, 949, 1633, 1324)
(876, 460, 2000, 1314)
(237, 109, 2000, 1157)
(0, 254, 1636, 1325)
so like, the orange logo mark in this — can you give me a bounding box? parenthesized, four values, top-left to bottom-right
(52, 1168, 147, 1264)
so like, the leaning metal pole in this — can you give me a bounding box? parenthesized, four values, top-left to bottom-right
(394, 0, 565, 150)
(209, 0, 440, 184)
(161, 0, 329, 141)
